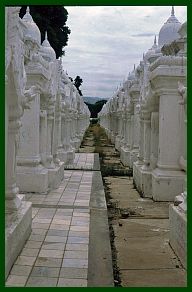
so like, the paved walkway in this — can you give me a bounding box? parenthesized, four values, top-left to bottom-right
(6, 154, 113, 287)
(105, 176, 187, 287)
(64, 153, 100, 170)
(6, 150, 186, 287)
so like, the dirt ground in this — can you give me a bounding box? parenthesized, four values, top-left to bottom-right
(79, 123, 186, 287)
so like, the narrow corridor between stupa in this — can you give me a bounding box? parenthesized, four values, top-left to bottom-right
(5, 6, 187, 287)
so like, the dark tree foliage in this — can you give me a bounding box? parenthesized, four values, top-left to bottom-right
(19, 6, 71, 58)
(74, 76, 83, 96)
(85, 99, 108, 118)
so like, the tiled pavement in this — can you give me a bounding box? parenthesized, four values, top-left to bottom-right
(64, 153, 100, 170)
(25, 170, 92, 208)
(6, 154, 113, 287)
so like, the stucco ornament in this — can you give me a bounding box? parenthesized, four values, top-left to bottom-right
(6, 7, 41, 117)
(178, 81, 187, 106)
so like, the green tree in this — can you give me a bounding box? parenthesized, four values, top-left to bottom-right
(19, 6, 71, 58)
(74, 76, 83, 96)
(85, 99, 107, 118)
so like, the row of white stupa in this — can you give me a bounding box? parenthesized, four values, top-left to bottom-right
(5, 7, 90, 278)
(99, 7, 187, 268)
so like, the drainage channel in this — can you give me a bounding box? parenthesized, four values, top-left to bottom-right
(79, 123, 135, 287)
(99, 158, 133, 287)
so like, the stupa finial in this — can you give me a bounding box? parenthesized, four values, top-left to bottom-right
(154, 35, 157, 45)
(171, 6, 175, 16)
(45, 31, 48, 41)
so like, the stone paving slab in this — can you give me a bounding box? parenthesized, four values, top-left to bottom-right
(88, 170, 114, 287)
(64, 153, 100, 171)
(121, 269, 186, 287)
(6, 207, 90, 286)
(105, 176, 170, 218)
(6, 169, 113, 287)
(105, 175, 187, 287)
(26, 170, 93, 208)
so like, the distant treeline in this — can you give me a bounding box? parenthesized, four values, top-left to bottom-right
(85, 99, 108, 118)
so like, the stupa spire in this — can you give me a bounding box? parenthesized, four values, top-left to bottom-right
(22, 6, 34, 24)
(171, 6, 175, 16)
(154, 35, 157, 45)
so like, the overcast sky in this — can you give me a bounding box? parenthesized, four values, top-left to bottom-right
(61, 6, 187, 99)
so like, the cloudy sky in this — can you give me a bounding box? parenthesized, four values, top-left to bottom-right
(61, 6, 187, 99)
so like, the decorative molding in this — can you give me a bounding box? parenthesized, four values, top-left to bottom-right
(149, 55, 187, 72)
